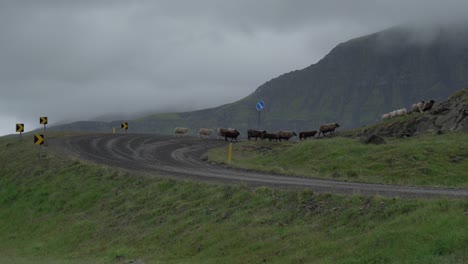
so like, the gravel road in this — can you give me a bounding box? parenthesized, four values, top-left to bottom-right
(51, 134, 468, 199)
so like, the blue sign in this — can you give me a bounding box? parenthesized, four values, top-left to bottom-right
(256, 100, 265, 111)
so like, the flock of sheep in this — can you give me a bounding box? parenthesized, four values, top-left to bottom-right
(174, 123, 340, 142)
(172, 99, 437, 142)
(381, 99, 435, 120)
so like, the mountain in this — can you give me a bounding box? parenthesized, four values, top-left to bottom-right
(51, 24, 468, 135)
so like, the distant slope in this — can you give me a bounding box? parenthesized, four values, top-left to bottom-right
(52, 24, 468, 135)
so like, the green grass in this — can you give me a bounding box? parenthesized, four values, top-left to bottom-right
(0, 133, 467, 263)
(208, 132, 468, 187)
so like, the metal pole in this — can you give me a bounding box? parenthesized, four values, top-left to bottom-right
(44, 124, 46, 146)
(258, 110, 261, 129)
(39, 145, 42, 159)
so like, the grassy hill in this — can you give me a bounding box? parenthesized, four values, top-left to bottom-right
(1, 133, 467, 263)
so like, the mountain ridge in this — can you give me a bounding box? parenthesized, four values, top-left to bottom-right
(51, 24, 468, 135)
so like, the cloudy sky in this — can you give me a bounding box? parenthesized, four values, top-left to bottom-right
(1, 0, 468, 136)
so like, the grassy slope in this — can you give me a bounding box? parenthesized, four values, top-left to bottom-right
(207, 132, 468, 188)
(0, 133, 467, 263)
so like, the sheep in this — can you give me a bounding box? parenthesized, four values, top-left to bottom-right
(247, 129, 266, 141)
(263, 132, 279, 142)
(174, 127, 189, 137)
(389, 111, 398, 118)
(299, 130, 317, 140)
(396, 108, 407, 116)
(217, 128, 235, 140)
(277, 131, 297, 141)
(382, 113, 391, 120)
(423, 100, 435, 111)
(318, 123, 340, 137)
(411, 101, 425, 113)
(198, 128, 213, 138)
(225, 129, 240, 142)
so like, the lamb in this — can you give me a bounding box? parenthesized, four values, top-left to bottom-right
(299, 130, 317, 140)
(318, 123, 340, 137)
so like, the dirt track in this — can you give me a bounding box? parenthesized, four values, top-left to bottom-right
(51, 134, 468, 199)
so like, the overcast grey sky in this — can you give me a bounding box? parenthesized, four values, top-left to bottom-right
(1, 0, 468, 136)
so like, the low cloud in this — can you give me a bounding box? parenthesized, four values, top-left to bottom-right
(1, 0, 468, 135)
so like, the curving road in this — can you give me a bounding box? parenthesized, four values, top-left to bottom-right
(51, 134, 468, 199)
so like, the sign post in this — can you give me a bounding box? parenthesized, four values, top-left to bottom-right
(256, 100, 265, 129)
(121, 122, 128, 134)
(40, 117, 48, 145)
(34, 134, 45, 159)
(16, 123, 24, 139)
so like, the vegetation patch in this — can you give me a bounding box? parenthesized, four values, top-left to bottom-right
(208, 132, 468, 187)
(0, 133, 467, 263)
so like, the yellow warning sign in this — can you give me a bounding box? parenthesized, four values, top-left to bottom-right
(40, 116, 48, 125)
(16, 123, 24, 133)
(121, 122, 128, 130)
(34, 134, 44, 145)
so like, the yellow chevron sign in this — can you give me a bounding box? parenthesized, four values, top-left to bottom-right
(121, 122, 128, 130)
(40, 116, 48, 125)
(34, 134, 44, 145)
(16, 123, 24, 133)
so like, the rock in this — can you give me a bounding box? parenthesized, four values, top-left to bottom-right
(363, 134, 386, 145)
(360, 88, 468, 137)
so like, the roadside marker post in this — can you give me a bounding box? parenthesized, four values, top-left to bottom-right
(112, 127, 116, 134)
(256, 100, 265, 129)
(34, 134, 45, 159)
(121, 122, 128, 134)
(16, 123, 24, 139)
(227, 143, 233, 164)
(40, 116, 48, 145)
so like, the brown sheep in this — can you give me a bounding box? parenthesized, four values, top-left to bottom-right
(318, 123, 340, 137)
(225, 129, 240, 142)
(277, 131, 297, 141)
(299, 130, 317, 140)
(247, 129, 266, 141)
(217, 128, 235, 140)
(423, 100, 435, 111)
(263, 132, 279, 142)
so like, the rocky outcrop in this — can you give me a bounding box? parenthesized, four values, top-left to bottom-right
(358, 89, 468, 137)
